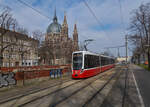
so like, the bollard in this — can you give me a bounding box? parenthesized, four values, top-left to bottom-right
(60, 69, 62, 77)
(54, 69, 57, 78)
(49, 70, 52, 78)
(58, 69, 61, 78)
(50, 69, 63, 79)
(50, 69, 54, 78)
(53, 69, 55, 78)
(56, 69, 59, 78)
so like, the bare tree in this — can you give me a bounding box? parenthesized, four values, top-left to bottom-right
(38, 41, 55, 65)
(129, 2, 150, 67)
(32, 30, 44, 43)
(0, 7, 18, 68)
(16, 27, 28, 35)
(0, 7, 17, 30)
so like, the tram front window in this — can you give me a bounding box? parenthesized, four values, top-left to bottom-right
(73, 53, 82, 70)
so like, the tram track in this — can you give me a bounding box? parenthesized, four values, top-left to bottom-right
(0, 77, 73, 105)
(0, 79, 82, 107)
(52, 66, 122, 107)
(0, 67, 120, 107)
(82, 67, 122, 107)
(18, 72, 109, 107)
(48, 75, 110, 107)
(122, 65, 129, 107)
(19, 68, 117, 107)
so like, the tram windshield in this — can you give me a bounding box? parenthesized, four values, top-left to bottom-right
(73, 53, 83, 70)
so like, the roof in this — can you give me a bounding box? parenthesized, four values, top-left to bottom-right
(73, 51, 115, 59)
(47, 22, 61, 34)
(47, 9, 62, 34)
(0, 27, 39, 42)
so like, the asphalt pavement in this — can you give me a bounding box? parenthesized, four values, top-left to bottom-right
(1, 64, 149, 107)
(131, 64, 150, 107)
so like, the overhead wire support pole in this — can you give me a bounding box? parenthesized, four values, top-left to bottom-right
(125, 35, 128, 64)
(118, 0, 128, 65)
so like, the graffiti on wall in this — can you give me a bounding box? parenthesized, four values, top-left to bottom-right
(0, 72, 16, 88)
(50, 69, 63, 78)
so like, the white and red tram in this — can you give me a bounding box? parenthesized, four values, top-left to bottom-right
(72, 51, 115, 78)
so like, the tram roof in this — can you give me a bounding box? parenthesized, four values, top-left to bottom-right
(73, 51, 115, 59)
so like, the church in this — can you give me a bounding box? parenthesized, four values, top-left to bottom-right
(44, 9, 79, 65)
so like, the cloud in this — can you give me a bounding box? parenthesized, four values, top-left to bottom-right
(0, 0, 149, 56)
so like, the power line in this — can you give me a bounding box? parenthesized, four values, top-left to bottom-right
(83, 0, 103, 29)
(118, 0, 130, 59)
(104, 45, 125, 57)
(118, 0, 126, 34)
(104, 45, 125, 49)
(17, 0, 50, 20)
(82, 0, 114, 45)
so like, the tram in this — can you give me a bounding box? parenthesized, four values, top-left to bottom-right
(72, 51, 115, 78)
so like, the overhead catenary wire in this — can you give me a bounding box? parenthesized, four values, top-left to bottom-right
(104, 45, 125, 57)
(16, 0, 89, 51)
(82, 0, 114, 45)
(16, 0, 122, 55)
(118, 0, 126, 34)
(104, 45, 125, 49)
(118, 0, 132, 57)
(17, 0, 50, 20)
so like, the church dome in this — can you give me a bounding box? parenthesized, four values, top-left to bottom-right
(47, 22, 61, 33)
(47, 9, 61, 34)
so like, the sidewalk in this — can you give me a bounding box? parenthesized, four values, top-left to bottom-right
(130, 64, 150, 107)
(101, 64, 142, 107)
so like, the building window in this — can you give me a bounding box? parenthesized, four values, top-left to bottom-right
(11, 63, 14, 67)
(6, 63, 9, 67)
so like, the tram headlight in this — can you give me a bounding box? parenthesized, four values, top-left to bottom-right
(80, 69, 84, 74)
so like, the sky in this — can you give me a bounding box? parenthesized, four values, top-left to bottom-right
(0, 0, 149, 57)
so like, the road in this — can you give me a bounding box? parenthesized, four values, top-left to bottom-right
(0, 65, 148, 107)
(131, 64, 150, 107)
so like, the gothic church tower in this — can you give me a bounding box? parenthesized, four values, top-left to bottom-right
(61, 12, 68, 37)
(73, 23, 79, 51)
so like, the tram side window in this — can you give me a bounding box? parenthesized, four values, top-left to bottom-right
(108, 58, 110, 64)
(110, 59, 112, 64)
(84, 55, 88, 69)
(112, 59, 115, 64)
(104, 57, 107, 65)
(95, 56, 99, 67)
(101, 57, 115, 65)
(107, 58, 109, 65)
(105, 57, 107, 65)
(84, 55, 100, 69)
(101, 57, 109, 66)
(101, 57, 105, 66)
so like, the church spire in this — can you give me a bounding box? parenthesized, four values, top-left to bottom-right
(61, 11, 68, 36)
(73, 23, 78, 35)
(63, 11, 67, 26)
(73, 23, 79, 51)
(53, 7, 57, 23)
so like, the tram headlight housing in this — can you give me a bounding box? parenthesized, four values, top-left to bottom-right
(80, 69, 84, 74)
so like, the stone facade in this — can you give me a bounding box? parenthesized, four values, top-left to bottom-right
(44, 10, 79, 65)
(0, 28, 39, 67)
